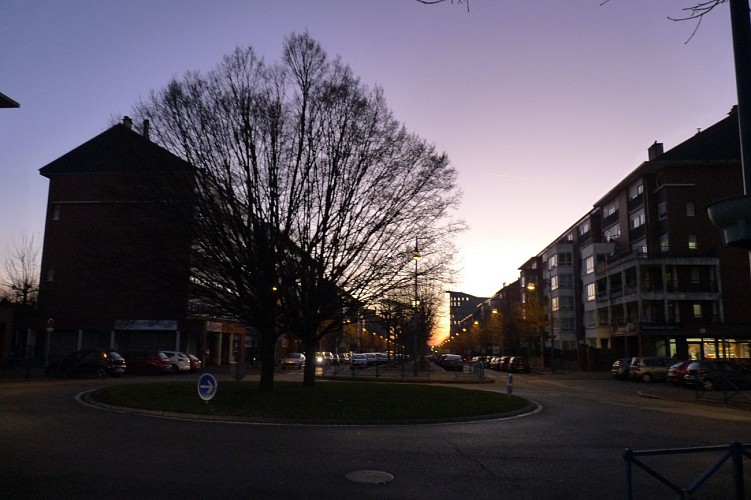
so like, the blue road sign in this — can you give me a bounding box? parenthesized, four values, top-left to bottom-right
(197, 373, 218, 401)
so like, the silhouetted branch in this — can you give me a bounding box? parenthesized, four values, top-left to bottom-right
(416, 0, 470, 12)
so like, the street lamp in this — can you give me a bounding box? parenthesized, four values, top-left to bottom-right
(412, 239, 420, 376)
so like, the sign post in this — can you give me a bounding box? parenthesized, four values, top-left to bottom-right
(197, 373, 218, 402)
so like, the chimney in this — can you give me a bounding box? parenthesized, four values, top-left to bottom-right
(648, 141, 663, 161)
(122, 116, 133, 129)
(143, 119, 150, 140)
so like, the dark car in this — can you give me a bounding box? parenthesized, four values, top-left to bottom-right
(684, 359, 751, 390)
(666, 359, 692, 386)
(439, 354, 464, 371)
(187, 353, 202, 372)
(46, 349, 126, 378)
(499, 355, 512, 372)
(509, 356, 531, 373)
(611, 357, 633, 380)
(124, 351, 172, 375)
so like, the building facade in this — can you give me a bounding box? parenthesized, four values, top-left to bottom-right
(450, 107, 751, 369)
(37, 118, 248, 365)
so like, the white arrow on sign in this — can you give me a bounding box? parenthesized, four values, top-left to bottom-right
(197, 373, 218, 401)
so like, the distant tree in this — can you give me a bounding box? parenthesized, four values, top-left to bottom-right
(2, 235, 40, 307)
(515, 289, 547, 365)
(134, 33, 463, 390)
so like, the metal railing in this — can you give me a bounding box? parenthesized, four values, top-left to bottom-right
(624, 441, 750, 499)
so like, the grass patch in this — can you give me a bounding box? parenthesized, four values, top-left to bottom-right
(91, 381, 529, 422)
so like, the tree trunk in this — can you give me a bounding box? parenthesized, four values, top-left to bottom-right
(303, 341, 318, 387)
(258, 328, 277, 392)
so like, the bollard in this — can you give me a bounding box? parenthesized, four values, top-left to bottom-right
(507, 372, 513, 396)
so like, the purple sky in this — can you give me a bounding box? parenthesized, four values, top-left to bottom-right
(1, 1, 739, 340)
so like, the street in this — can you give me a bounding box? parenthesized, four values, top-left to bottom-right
(2, 370, 750, 499)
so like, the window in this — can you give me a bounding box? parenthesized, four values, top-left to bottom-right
(52, 204, 61, 220)
(560, 296, 575, 311)
(691, 268, 701, 284)
(579, 220, 590, 235)
(604, 224, 621, 242)
(632, 239, 647, 255)
(688, 234, 698, 251)
(559, 274, 574, 289)
(658, 201, 667, 220)
(46, 267, 55, 282)
(548, 255, 558, 269)
(628, 183, 644, 199)
(587, 283, 596, 301)
(560, 318, 575, 331)
(693, 303, 703, 319)
(629, 209, 645, 229)
(552, 297, 559, 312)
(604, 200, 618, 216)
(551, 275, 558, 291)
(559, 252, 573, 266)
(585, 256, 594, 274)
(660, 234, 669, 253)
(585, 310, 597, 327)
(686, 202, 695, 217)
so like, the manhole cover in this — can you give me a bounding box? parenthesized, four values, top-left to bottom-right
(345, 470, 394, 485)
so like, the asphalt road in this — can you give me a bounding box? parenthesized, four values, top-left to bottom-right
(2, 370, 751, 499)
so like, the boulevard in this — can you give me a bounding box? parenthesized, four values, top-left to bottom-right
(2, 369, 751, 499)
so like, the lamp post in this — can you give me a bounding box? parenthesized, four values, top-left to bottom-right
(412, 239, 421, 376)
(492, 308, 502, 356)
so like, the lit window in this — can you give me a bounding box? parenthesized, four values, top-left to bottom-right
(552, 297, 559, 312)
(551, 275, 558, 291)
(604, 224, 621, 242)
(693, 304, 702, 319)
(660, 234, 669, 253)
(604, 200, 618, 216)
(587, 283, 596, 301)
(629, 183, 644, 199)
(688, 234, 698, 250)
(585, 256, 594, 274)
(629, 209, 645, 229)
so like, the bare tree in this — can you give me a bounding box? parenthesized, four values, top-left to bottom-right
(134, 33, 463, 389)
(416, 0, 470, 11)
(2, 235, 40, 306)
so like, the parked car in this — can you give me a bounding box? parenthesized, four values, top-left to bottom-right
(364, 353, 377, 366)
(509, 356, 531, 373)
(499, 356, 512, 372)
(684, 359, 751, 390)
(628, 356, 673, 383)
(187, 353, 202, 372)
(666, 359, 693, 385)
(161, 351, 192, 372)
(350, 353, 368, 368)
(439, 354, 464, 371)
(45, 349, 126, 378)
(124, 351, 172, 375)
(375, 353, 389, 364)
(280, 352, 306, 369)
(611, 357, 633, 380)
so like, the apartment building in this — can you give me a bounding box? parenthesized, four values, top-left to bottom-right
(447, 291, 488, 339)
(582, 107, 750, 360)
(500, 107, 750, 369)
(37, 118, 247, 364)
